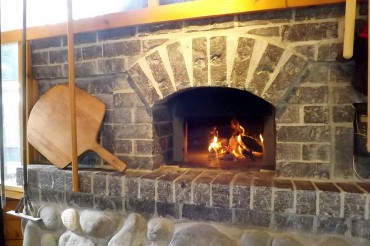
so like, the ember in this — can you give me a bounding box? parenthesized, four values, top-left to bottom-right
(208, 119, 264, 163)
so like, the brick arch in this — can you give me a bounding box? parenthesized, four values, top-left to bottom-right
(127, 36, 307, 107)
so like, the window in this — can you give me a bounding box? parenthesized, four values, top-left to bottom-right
(1, 43, 21, 187)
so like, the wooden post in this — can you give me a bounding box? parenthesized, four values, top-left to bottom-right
(343, 0, 356, 58)
(67, 0, 79, 192)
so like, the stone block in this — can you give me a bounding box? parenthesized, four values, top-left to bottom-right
(113, 93, 144, 108)
(295, 5, 345, 20)
(114, 140, 133, 154)
(232, 176, 252, 209)
(193, 172, 217, 206)
(359, 3, 368, 16)
(97, 27, 136, 41)
(138, 22, 182, 36)
(29, 188, 40, 202)
(125, 198, 155, 215)
(272, 213, 313, 233)
(114, 124, 153, 139)
(210, 36, 227, 86)
(351, 219, 370, 239)
(167, 42, 190, 91)
(40, 169, 52, 189)
(103, 40, 141, 57)
(94, 196, 122, 211)
(156, 202, 180, 219)
(296, 190, 316, 215)
(86, 78, 113, 94)
(334, 127, 353, 178)
(318, 191, 341, 217)
(140, 177, 156, 200)
(276, 143, 301, 161)
(79, 171, 92, 193)
(74, 32, 97, 45)
(234, 209, 271, 227)
(276, 106, 300, 123)
(75, 61, 96, 76)
(52, 169, 65, 191)
(329, 63, 355, 84)
(128, 64, 160, 106)
(66, 192, 94, 208)
(41, 189, 65, 204)
(97, 58, 125, 74)
(157, 170, 184, 203)
(108, 173, 123, 196)
(182, 204, 232, 223)
(143, 39, 169, 52)
(124, 173, 142, 198)
(82, 45, 102, 60)
(316, 217, 348, 235)
(192, 37, 208, 86)
(154, 122, 173, 137)
(282, 22, 338, 42)
(33, 52, 49, 65)
(146, 51, 174, 97)
(253, 186, 272, 212)
(302, 144, 330, 162)
(229, 37, 255, 89)
(318, 43, 343, 61)
(300, 63, 329, 84)
(277, 126, 330, 142)
(33, 65, 64, 79)
(32, 37, 62, 50)
(247, 44, 284, 96)
(65, 171, 73, 191)
(212, 174, 233, 208)
(152, 106, 172, 122)
(28, 168, 39, 189)
(304, 106, 329, 123)
(294, 45, 315, 60)
(274, 189, 294, 213)
(288, 86, 328, 104)
(175, 171, 202, 203)
(248, 27, 280, 36)
(92, 172, 107, 196)
(135, 140, 154, 155)
(135, 107, 153, 123)
(238, 10, 292, 25)
(332, 105, 355, 123)
(344, 193, 366, 219)
(113, 108, 132, 124)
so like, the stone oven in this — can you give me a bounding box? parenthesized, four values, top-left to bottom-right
(15, 2, 370, 245)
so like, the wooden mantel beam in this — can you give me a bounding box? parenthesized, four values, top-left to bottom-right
(0, 0, 354, 44)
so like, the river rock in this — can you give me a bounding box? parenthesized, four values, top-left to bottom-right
(168, 224, 237, 246)
(319, 237, 351, 246)
(108, 213, 146, 246)
(58, 231, 95, 246)
(38, 206, 61, 231)
(147, 217, 174, 246)
(272, 236, 304, 246)
(61, 208, 80, 232)
(241, 230, 272, 246)
(80, 210, 118, 238)
(41, 233, 58, 246)
(23, 221, 41, 246)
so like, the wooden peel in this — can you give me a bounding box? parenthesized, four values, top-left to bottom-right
(27, 83, 127, 172)
(343, 0, 356, 59)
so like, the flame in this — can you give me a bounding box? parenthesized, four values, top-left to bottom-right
(259, 134, 263, 142)
(208, 136, 221, 152)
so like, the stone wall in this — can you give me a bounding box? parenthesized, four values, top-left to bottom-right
(30, 3, 367, 179)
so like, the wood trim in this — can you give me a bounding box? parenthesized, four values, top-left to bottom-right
(1, 0, 352, 44)
(4, 186, 23, 200)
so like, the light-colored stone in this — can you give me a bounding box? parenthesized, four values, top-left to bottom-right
(23, 221, 41, 246)
(108, 213, 146, 246)
(58, 231, 95, 246)
(241, 230, 272, 246)
(168, 224, 237, 246)
(61, 208, 80, 232)
(41, 233, 58, 246)
(147, 217, 174, 246)
(80, 210, 118, 238)
(38, 206, 61, 231)
(319, 237, 351, 246)
(272, 236, 304, 246)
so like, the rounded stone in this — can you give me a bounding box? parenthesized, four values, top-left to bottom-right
(241, 230, 272, 246)
(147, 217, 174, 245)
(108, 213, 146, 246)
(61, 208, 80, 232)
(272, 236, 304, 246)
(23, 221, 41, 246)
(38, 206, 61, 231)
(58, 231, 95, 246)
(41, 233, 58, 246)
(80, 210, 118, 238)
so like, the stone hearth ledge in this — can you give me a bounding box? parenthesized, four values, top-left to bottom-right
(16, 165, 370, 241)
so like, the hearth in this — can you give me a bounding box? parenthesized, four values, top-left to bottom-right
(154, 87, 275, 170)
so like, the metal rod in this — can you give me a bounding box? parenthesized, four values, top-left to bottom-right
(67, 0, 79, 192)
(0, 0, 6, 210)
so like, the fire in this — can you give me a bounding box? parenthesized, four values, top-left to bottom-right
(208, 119, 264, 162)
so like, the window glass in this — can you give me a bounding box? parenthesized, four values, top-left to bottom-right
(1, 43, 21, 187)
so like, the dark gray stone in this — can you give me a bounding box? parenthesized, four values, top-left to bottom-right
(41, 189, 65, 203)
(94, 196, 123, 211)
(316, 217, 348, 235)
(276, 106, 300, 123)
(97, 58, 125, 74)
(304, 106, 329, 123)
(212, 174, 233, 208)
(329, 63, 355, 84)
(192, 37, 208, 86)
(294, 45, 315, 60)
(103, 41, 141, 57)
(230, 37, 255, 89)
(318, 43, 343, 61)
(33, 65, 64, 79)
(82, 45, 103, 60)
(182, 204, 232, 223)
(93, 172, 107, 196)
(253, 186, 272, 212)
(74, 61, 96, 76)
(282, 22, 338, 42)
(232, 176, 252, 209)
(288, 86, 328, 103)
(295, 5, 345, 20)
(332, 105, 355, 122)
(272, 213, 313, 233)
(210, 36, 227, 86)
(277, 126, 330, 142)
(302, 144, 330, 162)
(98, 27, 136, 41)
(40, 169, 52, 189)
(276, 143, 301, 161)
(125, 198, 155, 214)
(143, 39, 169, 52)
(138, 22, 182, 36)
(238, 10, 293, 25)
(135, 140, 154, 155)
(319, 191, 341, 217)
(66, 192, 94, 208)
(344, 193, 366, 219)
(248, 27, 280, 36)
(296, 190, 316, 215)
(140, 177, 156, 200)
(334, 127, 353, 178)
(114, 93, 144, 108)
(300, 63, 329, 84)
(28, 168, 39, 189)
(108, 173, 123, 196)
(175, 172, 201, 203)
(234, 209, 271, 227)
(32, 37, 62, 50)
(167, 42, 190, 90)
(86, 78, 113, 93)
(114, 124, 153, 139)
(351, 219, 370, 239)
(332, 86, 366, 104)
(247, 44, 284, 96)
(135, 107, 152, 123)
(185, 16, 234, 32)
(74, 32, 97, 45)
(115, 140, 133, 154)
(146, 51, 174, 97)
(113, 108, 132, 124)
(274, 189, 294, 213)
(33, 52, 49, 65)
(156, 202, 180, 218)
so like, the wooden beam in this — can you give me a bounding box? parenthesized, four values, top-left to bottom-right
(1, 0, 351, 44)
